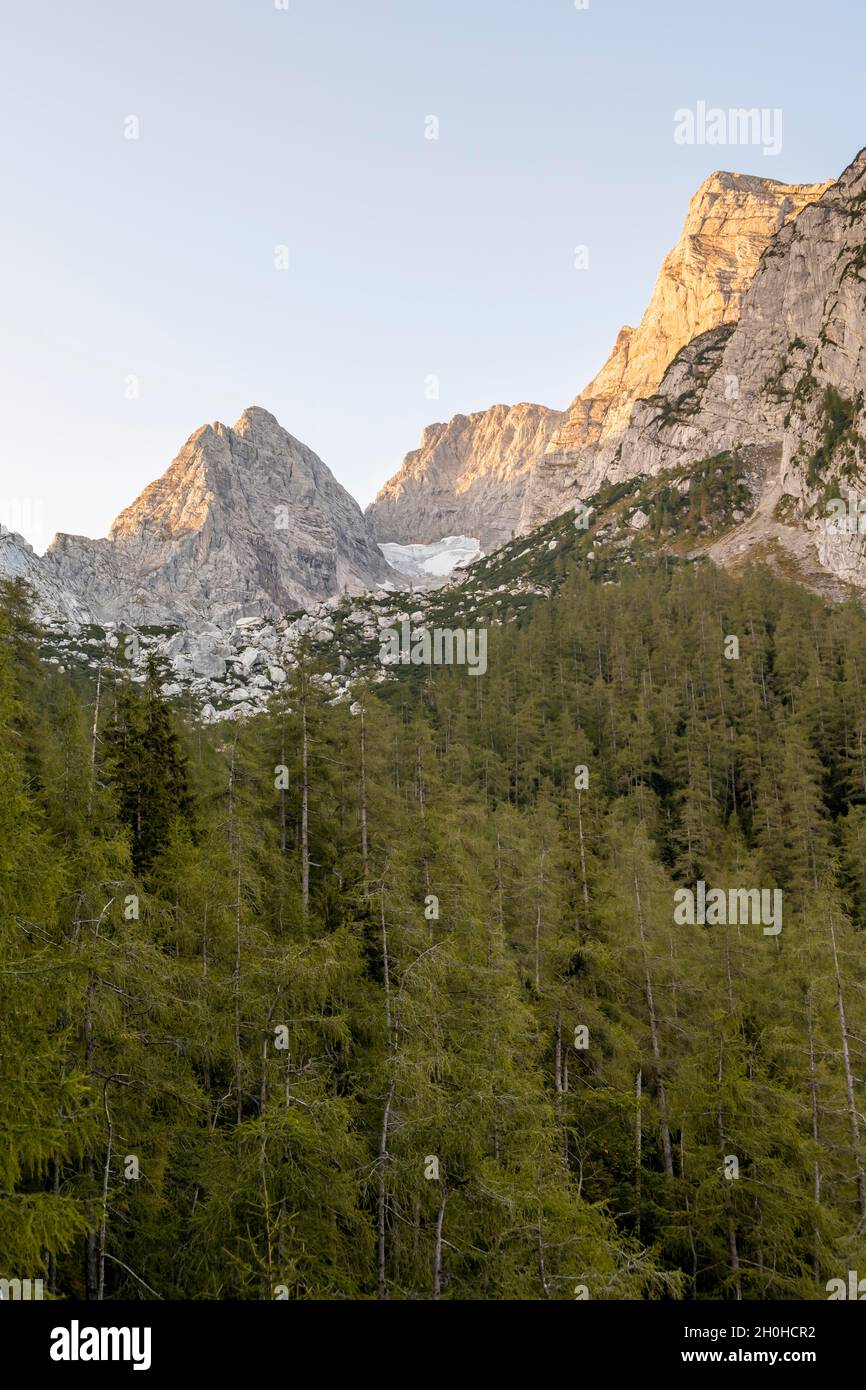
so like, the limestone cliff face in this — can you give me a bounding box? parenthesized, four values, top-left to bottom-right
(368, 170, 830, 548)
(529, 146, 866, 593)
(46, 407, 394, 625)
(0, 526, 91, 624)
(547, 170, 832, 458)
(366, 402, 563, 552)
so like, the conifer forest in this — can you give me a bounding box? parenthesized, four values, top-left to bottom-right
(5, 6, 866, 1331)
(5, 553, 866, 1302)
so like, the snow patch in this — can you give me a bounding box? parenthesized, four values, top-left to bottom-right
(378, 536, 482, 588)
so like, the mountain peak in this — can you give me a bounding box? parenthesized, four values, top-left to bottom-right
(45, 409, 394, 625)
(0, 525, 91, 623)
(544, 166, 832, 461)
(233, 405, 282, 437)
(529, 140, 866, 592)
(695, 168, 832, 197)
(367, 164, 831, 551)
(368, 400, 565, 550)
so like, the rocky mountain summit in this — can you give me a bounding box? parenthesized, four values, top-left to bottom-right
(7, 148, 866, 726)
(367, 169, 831, 548)
(43, 407, 394, 626)
(543, 170, 832, 458)
(526, 146, 866, 591)
(366, 401, 563, 552)
(0, 526, 90, 624)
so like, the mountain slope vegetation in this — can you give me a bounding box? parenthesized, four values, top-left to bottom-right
(3, 548, 866, 1300)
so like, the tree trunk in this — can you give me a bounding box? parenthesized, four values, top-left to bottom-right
(377, 1076, 396, 1300)
(234, 858, 243, 1125)
(717, 1042, 742, 1300)
(85, 1204, 99, 1301)
(634, 873, 674, 1179)
(87, 666, 102, 817)
(97, 1080, 115, 1301)
(535, 1161, 550, 1298)
(635, 1067, 642, 1238)
(380, 888, 392, 1042)
(301, 694, 310, 914)
(534, 846, 547, 990)
(827, 910, 866, 1217)
(279, 719, 287, 854)
(415, 735, 426, 817)
(576, 791, 589, 926)
(805, 989, 822, 1281)
(359, 701, 369, 890)
(432, 1187, 448, 1299)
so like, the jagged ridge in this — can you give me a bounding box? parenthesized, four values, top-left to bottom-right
(43, 407, 395, 626)
(367, 169, 831, 549)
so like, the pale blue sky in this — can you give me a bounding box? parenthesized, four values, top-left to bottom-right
(1, 0, 863, 551)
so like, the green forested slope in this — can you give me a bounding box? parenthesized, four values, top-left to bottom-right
(3, 555, 866, 1300)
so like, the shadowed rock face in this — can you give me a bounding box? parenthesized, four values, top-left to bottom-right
(367, 170, 831, 549)
(45, 407, 395, 626)
(366, 401, 564, 553)
(0, 526, 91, 623)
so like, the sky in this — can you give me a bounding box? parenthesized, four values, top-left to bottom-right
(1, 0, 864, 552)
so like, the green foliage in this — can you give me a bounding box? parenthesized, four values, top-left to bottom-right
(102, 657, 194, 875)
(647, 453, 752, 538)
(4, 555, 866, 1300)
(804, 386, 865, 487)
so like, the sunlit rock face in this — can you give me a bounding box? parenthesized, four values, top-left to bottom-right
(45, 407, 395, 626)
(368, 170, 830, 549)
(527, 147, 866, 594)
(547, 170, 832, 457)
(367, 402, 564, 553)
